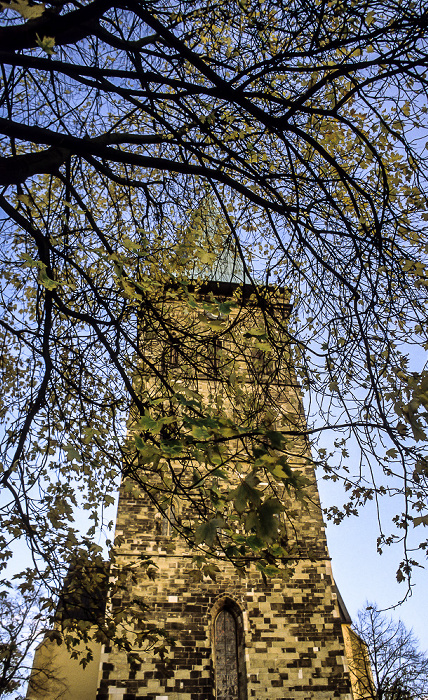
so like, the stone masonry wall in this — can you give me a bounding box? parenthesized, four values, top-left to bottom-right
(96, 480, 352, 700)
(97, 289, 352, 700)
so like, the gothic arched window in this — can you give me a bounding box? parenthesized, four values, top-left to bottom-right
(213, 601, 247, 700)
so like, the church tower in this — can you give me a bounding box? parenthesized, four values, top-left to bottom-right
(94, 234, 354, 700)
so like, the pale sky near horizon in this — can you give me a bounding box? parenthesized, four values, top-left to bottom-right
(311, 337, 428, 654)
(317, 476, 428, 653)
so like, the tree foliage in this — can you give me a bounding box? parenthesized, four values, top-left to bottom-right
(351, 605, 428, 700)
(0, 0, 428, 652)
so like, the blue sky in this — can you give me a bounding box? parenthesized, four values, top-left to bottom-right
(318, 476, 428, 652)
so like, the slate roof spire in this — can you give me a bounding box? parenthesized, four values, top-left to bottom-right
(190, 194, 245, 285)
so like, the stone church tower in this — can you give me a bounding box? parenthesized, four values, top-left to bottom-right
(28, 235, 358, 700)
(94, 245, 354, 700)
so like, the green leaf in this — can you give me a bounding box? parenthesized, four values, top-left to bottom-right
(194, 517, 224, 546)
(256, 562, 282, 577)
(191, 424, 211, 441)
(244, 328, 267, 338)
(137, 414, 159, 432)
(256, 498, 284, 540)
(186, 295, 199, 309)
(244, 534, 264, 551)
(386, 448, 398, 459)
(218, 302, 233, 315)
(32, 262, 61, 290)
(0, 0, 44, 19)
(134, 435, 145, 451)
(269, 463, 290, 480)
(35, 34, 56, 56)
(64, 445, 82, 463)
(396, 569, 405, 583)
(265, 430, 285, 449)
(244, 510, 258, 532)
(195, 248, 217, 265)
(229, 480, 261, 514)
(254, 341, 271, 352)
(160, 439, 184, 457)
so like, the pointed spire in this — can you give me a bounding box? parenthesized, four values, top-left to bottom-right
(209, 238, 244, 284)
(188, 194, 245, 284)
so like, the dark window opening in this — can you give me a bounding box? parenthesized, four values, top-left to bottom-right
(161, 343, 180, 373)
(209, 339, 223, 376)
(214, 602, 247, 700)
